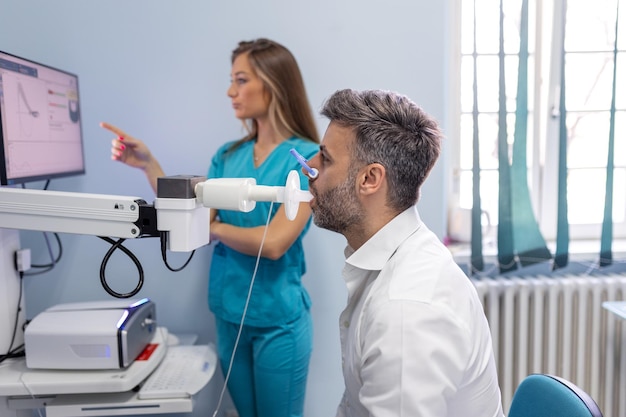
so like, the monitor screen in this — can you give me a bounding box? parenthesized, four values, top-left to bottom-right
(0, 50, 85, 185)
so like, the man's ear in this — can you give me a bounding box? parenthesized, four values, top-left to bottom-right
(358, 163, 385, 195)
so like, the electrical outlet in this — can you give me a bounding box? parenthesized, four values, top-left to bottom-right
(14, 248, 31, 272)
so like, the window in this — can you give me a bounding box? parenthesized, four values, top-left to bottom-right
(450, 0, 626, 243)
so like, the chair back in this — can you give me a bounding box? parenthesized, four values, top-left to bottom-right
(508, 374, 603, 417)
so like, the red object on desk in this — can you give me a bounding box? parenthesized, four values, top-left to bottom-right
(136, 343, 159, 361)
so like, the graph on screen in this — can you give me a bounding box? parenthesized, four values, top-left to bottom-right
(0, 50, 85, 185)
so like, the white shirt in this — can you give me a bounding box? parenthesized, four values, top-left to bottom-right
(336, 206, 504, 417)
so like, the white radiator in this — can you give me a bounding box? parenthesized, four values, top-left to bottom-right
(472, 274, 626, 416)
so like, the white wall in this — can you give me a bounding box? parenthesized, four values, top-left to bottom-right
(0, 1, 452, 416)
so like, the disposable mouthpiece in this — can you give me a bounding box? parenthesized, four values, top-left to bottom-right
(294, 189, 313, 203)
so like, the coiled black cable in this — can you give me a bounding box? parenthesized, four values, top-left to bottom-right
(98, 236, 144, 298)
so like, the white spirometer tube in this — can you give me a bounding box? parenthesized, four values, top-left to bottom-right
(194, 170, 313, 220)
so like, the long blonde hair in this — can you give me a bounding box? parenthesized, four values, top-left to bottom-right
(229, 38, 319, 148)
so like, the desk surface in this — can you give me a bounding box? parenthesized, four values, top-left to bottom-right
(603, 301, 626, 320)
(0, 327, 168, 396)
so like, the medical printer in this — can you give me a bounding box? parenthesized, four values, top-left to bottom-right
(24, 298, 156, 370)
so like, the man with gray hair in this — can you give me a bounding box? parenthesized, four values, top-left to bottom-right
(306, 89, 504, 417)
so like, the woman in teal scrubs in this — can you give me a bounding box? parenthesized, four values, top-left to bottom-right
(102, 38, 319, 417)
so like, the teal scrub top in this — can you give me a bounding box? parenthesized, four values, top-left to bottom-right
(207, 137, 319, 327)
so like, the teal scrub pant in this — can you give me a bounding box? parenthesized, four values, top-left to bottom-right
(215, 310, 313, 417)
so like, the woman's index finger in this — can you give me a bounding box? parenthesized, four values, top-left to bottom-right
(100, 121, 126, 138)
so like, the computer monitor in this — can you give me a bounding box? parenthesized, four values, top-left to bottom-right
(0, 50, 85, 185)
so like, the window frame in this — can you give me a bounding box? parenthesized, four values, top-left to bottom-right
(448, 0, 626, 245)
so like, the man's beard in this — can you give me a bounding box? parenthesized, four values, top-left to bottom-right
(311, 171, 363, 234)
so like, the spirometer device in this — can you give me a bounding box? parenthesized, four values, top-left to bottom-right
(0, 169, 311, 370)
